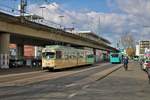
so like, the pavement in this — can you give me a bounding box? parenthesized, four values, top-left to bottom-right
(69, 61, 150, 100)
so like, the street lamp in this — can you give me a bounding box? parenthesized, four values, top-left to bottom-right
(40, 6, 46, 18)
(20, 0, 27, 16)
(72, 22, 75, 28)
(59, 15, 64, 29)
(20, 0, 27, 23)
(71, 22, 75, 31)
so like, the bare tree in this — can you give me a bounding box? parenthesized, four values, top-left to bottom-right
(120, 33, 135, 49)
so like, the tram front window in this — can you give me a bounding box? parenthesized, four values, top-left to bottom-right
(42, 52, 55, 59)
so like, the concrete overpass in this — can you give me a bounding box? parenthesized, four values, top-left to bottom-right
(0, 12, 116, 68)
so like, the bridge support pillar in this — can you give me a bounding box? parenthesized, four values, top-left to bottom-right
(0, 33, 10, 69)
(16, 44, 24, 60)
(34, 46, 42, 58)
(93, 48, 97, 63)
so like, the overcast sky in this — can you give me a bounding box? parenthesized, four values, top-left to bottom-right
(0, 0, 150, 47)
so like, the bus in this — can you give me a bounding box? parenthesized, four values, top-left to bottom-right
(110, 53, 121, 64)
(42, 45, 95, 71)
(133, 56, 139, 61)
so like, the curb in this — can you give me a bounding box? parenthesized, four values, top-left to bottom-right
(68, 64, 123, 86)
(94, 64, 122, 81)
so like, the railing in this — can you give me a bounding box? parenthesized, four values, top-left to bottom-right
(0, 5, 108, 45)
(0, 4, 65, 30)
(28, 18, 63, 29)
(0, 4, 20, 16)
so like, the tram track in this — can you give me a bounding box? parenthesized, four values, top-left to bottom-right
(0, 63, 110, 87)
(0, 71, 45, 83)
(0, 63, 122, 99)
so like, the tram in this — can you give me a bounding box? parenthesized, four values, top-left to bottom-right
(42, 45, 95, 71)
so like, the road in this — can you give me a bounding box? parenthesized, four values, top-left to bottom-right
(0, 62, 149, 100)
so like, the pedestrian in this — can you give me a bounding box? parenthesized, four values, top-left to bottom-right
(147, 68, 150, 84)
(123, 56, 129, 71)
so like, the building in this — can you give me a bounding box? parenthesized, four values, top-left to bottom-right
(139, 40, 150, 55)
(136, 40, 150, 56)
(136, 45, 140, 56)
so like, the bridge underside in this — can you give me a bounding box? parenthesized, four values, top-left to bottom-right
(0, 12, 117, 69)
(10, 34, 84, 47)
(0, 33, 102, 69)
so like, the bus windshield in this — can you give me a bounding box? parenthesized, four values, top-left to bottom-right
(87, 54, 94, 58)
(134, 56, 139, 58)
(42, 52, 55, 59)
(111, 54, 119, 57)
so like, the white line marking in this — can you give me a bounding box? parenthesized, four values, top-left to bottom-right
(68, 93, 77, 98)
(65, 83, 76, 88)
(82, 85, 89, 89)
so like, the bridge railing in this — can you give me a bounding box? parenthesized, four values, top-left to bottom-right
(0, 4, 20, 16)
(0, 5, 108, 45)
(26, 18, 64, 29)
(0, 4, 65, 30)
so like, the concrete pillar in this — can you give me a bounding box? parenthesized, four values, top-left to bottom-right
(16, 44, 24, 59)
(93, 48, 97, 63)
(34, 46, 38, 58)
(0, 33, 10, 69)
(35, 46, 43, 59)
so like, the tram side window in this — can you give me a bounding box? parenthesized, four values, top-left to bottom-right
(56, 51, 62, 59)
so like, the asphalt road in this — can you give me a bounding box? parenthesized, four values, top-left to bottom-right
(67, 61, 150, 100)
(2, 61, 149, 100)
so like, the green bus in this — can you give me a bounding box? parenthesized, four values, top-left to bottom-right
(110, 53, 121, 63)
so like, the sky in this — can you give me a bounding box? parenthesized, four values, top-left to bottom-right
(0, 0, 150, 47)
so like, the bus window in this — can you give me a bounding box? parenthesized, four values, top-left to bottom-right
(56, 51, 62, 59)
(87, 54, 94, 58)
(42, 52, 55, 59)
(111, 54, 119, 57)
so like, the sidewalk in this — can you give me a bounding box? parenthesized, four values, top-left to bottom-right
(76, 61, 150, 100)
(0, 66, 41, 75)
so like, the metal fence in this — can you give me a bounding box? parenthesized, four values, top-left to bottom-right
(0, 4, 65, 30)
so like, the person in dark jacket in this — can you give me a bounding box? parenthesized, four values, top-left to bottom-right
(123, 56, 129, 71)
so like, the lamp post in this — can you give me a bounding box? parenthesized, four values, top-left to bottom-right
(98, 16, 101, 35)
(59, 15, 64, 29)
(40, 6, 46, 19)
(20, 0, 27, 23)
(72, 22, 75, 29)
(71, 22, 75, 31)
